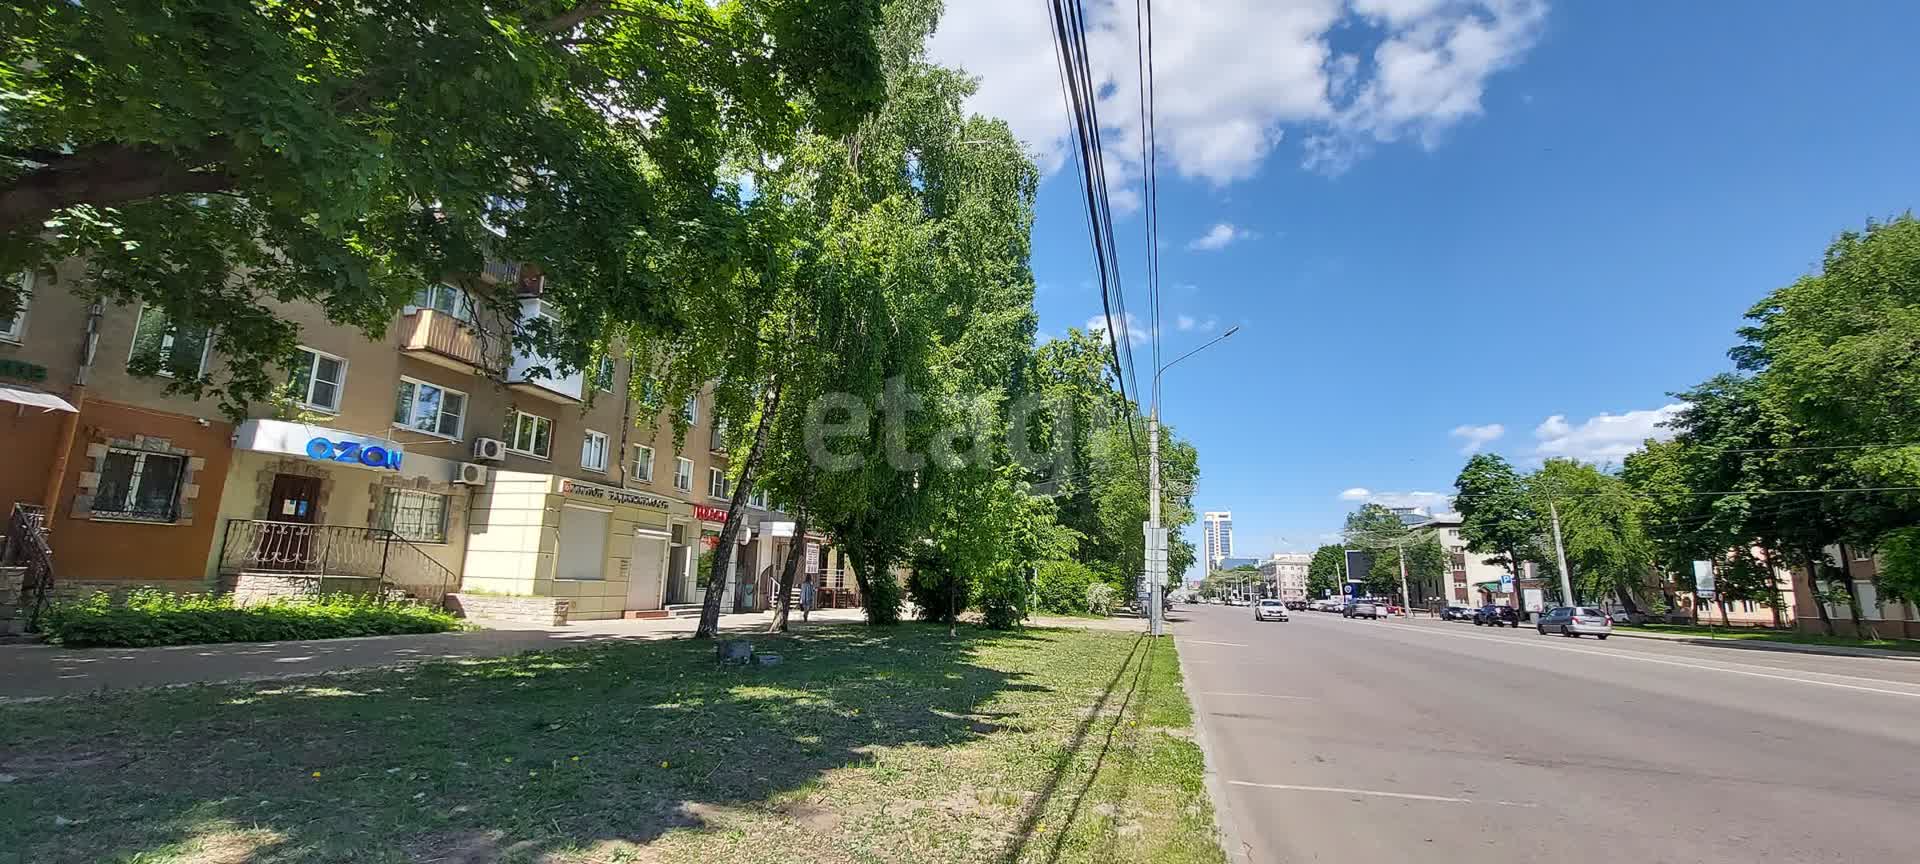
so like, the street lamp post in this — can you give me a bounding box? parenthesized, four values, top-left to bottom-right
(1148, 326, 1239, 637)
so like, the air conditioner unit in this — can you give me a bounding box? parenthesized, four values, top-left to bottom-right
(472, 437, 507, 462)
(455, 462, 489, 486)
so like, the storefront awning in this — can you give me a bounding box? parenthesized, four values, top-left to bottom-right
(0, 384, 77, 413)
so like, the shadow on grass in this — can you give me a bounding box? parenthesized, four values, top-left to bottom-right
(0, 623, 1046, 864)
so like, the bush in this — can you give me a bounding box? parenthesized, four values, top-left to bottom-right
(1034, 559, 1094, 614)
(975, 566, 1029, 630)
(859, 567, 905, 626)
(906, 549, 970, 625)
(1085, 582, 1118, 616)
(39, 589, 465, 648)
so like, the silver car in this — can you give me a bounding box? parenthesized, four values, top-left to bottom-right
(1536, 606, 1613, 639)
(1254, 599, 1289, 622)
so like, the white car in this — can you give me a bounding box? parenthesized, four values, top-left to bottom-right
(1254, 599, 1289, 621)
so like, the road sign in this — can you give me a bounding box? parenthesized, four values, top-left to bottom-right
(1692, 560, 1715, 599)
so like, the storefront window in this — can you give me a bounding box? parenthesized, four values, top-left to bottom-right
(380, 488, 448, 544)
(93, 448, 184, 522)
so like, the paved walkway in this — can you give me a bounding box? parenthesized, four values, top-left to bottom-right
(0, 608, 867, 701)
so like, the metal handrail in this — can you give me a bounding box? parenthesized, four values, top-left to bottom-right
(6, 504, 55, 631)
(218, 519, 459, 605)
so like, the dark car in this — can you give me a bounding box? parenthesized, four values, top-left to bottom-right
(1440, 606, 1476, 621)
(1472, 605, 1522, 627)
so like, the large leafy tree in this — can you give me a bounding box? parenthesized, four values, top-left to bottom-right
(1527, 459, 1657, 609)
(1307, 544, 1344, 599)
(1085, 419, 1199, 595)
(0, 0, 884, 413)
(1453, 453, 1542, 613)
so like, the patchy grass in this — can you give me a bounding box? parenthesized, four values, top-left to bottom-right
(1616, 623, 1920, 653)
(0, 623, 1222, 864)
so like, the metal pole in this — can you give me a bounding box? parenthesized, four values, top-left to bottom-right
(1397, 542, 1412, 618)
(1549, 500, 1575, 610)
(1148, 410, 1163, 637)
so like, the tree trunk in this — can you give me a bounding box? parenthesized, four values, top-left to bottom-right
(1804, 550, 1836, 636)
(694, 381, 783, 639)
(767, 509, 810, 633)
(1837, 543, 1877, 641)
(1718, 597, 1730, 627)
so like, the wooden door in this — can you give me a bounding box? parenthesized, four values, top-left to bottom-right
(258, 474, 322, 570)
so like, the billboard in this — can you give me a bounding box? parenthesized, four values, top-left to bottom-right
(1343, 549, 1375, 595)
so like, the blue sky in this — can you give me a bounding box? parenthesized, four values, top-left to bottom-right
(930, 1, 1920, 576)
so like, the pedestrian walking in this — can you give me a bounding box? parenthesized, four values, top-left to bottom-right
(800, 573, 816, 623)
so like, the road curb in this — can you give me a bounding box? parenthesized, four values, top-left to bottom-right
(1607, 628, 1920, 660)
(1171, 629, 1253, 863)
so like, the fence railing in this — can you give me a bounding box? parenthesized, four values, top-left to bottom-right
(218, 520, 460, 605)
(5, 504, 54, 631)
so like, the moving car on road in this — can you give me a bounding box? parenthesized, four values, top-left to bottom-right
(1254, 599, 1290, 622)
(1473, 605, 1522, 627)
(1537, 606, 1613, 639)
(1345, 600, 1380, 620)
(1440, 606, 1476, 621)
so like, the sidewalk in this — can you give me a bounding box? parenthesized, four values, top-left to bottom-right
(0, 608, 867, 701)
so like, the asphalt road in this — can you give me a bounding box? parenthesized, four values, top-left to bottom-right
(1175, 604, 1920, 863)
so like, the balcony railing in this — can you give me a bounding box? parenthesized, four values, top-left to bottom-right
(218, 520, 460, 605)
(481, 257, 522, 285)
(398, 309, 488, 372)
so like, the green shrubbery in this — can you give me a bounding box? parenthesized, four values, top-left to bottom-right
(39, 590, 465, 648)
(1034, 559, 1095, 614)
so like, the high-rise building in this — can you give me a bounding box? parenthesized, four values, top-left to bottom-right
(1203, 511, 1234, 568)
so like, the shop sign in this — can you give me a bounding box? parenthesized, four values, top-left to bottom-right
(235, 419, 405, 472)
(694, 504, 729, 523)
(306, 436, 402, 470)
(559, 478, 671, 510)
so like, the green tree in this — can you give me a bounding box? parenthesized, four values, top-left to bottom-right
(1307, 544, 1345, 599)
(0, 0, 885, 414)
(1034, 559, 1096, 615)
(1453, 454, 1543, 615)
(1084, 419, 1199, 595)
(1528, 459, 1658, 610)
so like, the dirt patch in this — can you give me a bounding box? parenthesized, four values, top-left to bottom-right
(779, 800, 844, 833)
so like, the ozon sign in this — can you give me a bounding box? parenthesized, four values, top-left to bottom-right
(234, 419, 406, 472)
(305, 436, 402, 470)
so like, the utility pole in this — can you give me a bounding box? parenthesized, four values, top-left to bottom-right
(1548, 500, 1575, 610)
(1397, 542, 1412, 618)
(1146, 326, 1238, 638)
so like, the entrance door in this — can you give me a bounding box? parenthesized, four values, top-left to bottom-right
(258, 474, 322, 571)
(734, 543, 757, 612)
(627, 530, 668, 611)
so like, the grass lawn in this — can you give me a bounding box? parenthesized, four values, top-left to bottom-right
(0, 623, 1223, 864)
(1616, 623, 1920, 653)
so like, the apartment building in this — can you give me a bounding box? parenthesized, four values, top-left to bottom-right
(1404, 512, 1515, 607)
(1257, 552, 1311, 601)
(4, 261, 797, 622)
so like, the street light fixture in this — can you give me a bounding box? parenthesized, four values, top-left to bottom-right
(1147, 325, 1240, 637)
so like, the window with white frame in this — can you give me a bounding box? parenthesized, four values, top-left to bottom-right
(748, 487, 767, 509)
(288, 347, 346, 412)
(708, 467, 731, 500)
(2, 272, 29, 343)
(393, 377, 466, 438)
(595, 356, 616, 392)
(511, 410, 553, 458)
(128, 304, 211, 377)
(92, 448, 185, 522)
(674, 457, 694, 492)
(631, 445, 654, 482)
(410, 283, 474, 322)
(379, 488, 448, 543)
(581, 429, 609, 471)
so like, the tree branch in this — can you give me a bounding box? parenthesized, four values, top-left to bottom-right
(0, 139, 237, 232)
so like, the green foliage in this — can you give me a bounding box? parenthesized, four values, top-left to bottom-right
(1034, 559, 1095, 614)
(974, 566, 1029, 630)
(906, 547, 969, 625)
(1878, 528, 1920, 604)
(1453, 454, 1542, 580)
(1084, 582, 1119, 616)
(0, 0, 887, 415)
(1307, 544, 1344, 599)
(39, 590, 462, 648)
(1531, 459, 1657, 606)
(858, 564, 905, 626)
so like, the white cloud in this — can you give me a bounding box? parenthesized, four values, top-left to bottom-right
(1187, 222, 1254, 251)
(1084, 312, 1151, 346)
(1341, 488, 1454, 511)
(1176, 314, 1197, 331)
(928, 1, 1548, 188)
(1449, 422, 1506, 455)
(1531, 404, 1681, 465)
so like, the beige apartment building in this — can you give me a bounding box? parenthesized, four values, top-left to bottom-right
(4, 260, 810, 624)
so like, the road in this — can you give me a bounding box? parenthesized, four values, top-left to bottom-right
(1174, 604, 1920, 863)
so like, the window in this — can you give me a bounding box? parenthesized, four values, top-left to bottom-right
(393, 378, 466, 438)
(379, 488, 448, 544)
(631, 445, 654, 482)
(93, 448, 185, 522)
(708, 467, 731, 500)
(410, 283, 474, 322)
(1, 272, 29, 343)
(674, 457, 694, 492)
(289, 347, 346, 412)
(128, 304, 211, 377)
(595, 356, 616, 392)
(682, 394, 699, 423)
(511, 411, 553, 458)
(581, 429, 609, 471)
(748, 487, 767, 509)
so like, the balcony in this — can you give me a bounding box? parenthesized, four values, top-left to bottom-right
(481, 257, 521, 285)
(398, 309, 488, 373)
(505, 299, 583, 403)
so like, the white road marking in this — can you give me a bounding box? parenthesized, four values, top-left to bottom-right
(1200, 691, 1315, 700)
(1181, 639, 1251, 648)
(1228, 781, 1537, 807)
(1349, 618, 1920, 699)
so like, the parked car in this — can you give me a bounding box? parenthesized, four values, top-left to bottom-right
(1472, 605, 1522, 627)
(1537, 606, 1613, 639)
(1285, 599, 1308, 611)
(1440, 606, 1476, 621)
(1254, 599, 1290, 622)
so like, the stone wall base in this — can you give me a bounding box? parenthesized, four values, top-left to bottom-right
(219, 572, 385, 605)
(444, 593, 570, 627)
